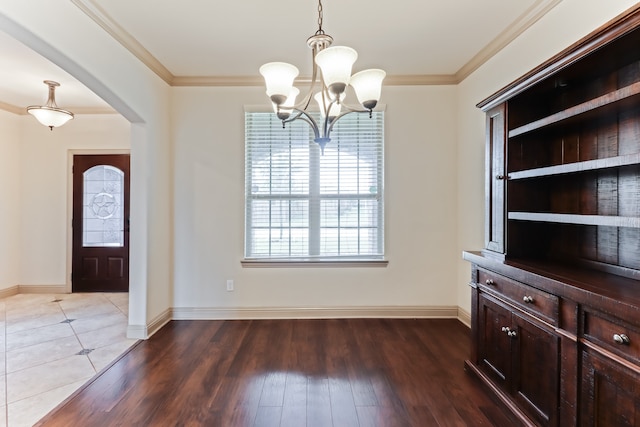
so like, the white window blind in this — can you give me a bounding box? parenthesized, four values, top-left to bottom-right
(245, 111, 384, 260)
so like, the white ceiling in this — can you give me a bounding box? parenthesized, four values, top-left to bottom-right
(0, 0, 559, 114)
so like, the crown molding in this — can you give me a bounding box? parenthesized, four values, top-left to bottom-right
(70, 0, 561, 88)
(0, 103, 118, 115)
(172, 75, 265, 87)
(455, 0, 562, 82)
(0, 101, 24, 115)
(71, 0, 173, 85)
(172, 74, 458, 87)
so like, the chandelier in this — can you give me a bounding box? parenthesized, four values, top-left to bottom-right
(259, 0, 385, 154)
(27, 80, 74, 130)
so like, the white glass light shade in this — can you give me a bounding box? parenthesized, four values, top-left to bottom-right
(274, 87, 300, 120)
(314, 91, 345, 118)
(27, 106, 74, 128)
(259, 62, 299, 105)
(350, 69, 386, 109)
(314, 46, 357, 97)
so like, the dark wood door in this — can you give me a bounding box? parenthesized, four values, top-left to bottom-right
(484, 103, 507, 255)
(512, 312, 560, 427)
(72, 154, 130, 292)
(478, 293, 512, 388)
(581, 349, 640, 427)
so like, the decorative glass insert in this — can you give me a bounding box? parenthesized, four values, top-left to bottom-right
(83, 165, 124, 247)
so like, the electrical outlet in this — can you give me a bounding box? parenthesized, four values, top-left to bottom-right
(226, 279, 234, 291)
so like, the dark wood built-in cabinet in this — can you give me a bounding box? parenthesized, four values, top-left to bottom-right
(464, 5, 640, 427)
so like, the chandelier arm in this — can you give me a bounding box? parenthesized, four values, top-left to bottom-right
(325, 111, 353, 137)
(291, 47, 323, 112)
(281, 110, 304, 124)
(325, 106, 376, 137)
(334, 102, 370, 114)
(285, 108, 321, 140)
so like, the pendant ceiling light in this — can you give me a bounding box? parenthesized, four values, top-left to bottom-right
(27, 80, 74, 130)
(259, 0, 385, 153)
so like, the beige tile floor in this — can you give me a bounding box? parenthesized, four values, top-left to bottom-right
(0, 292, 137, 427)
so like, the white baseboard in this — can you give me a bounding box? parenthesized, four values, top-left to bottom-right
(127, 308, 172, 340)
(172, 305, 460, 320)
(18, 284, 67, 294)
(458, 307, 471, 328)
(0, 285, 68, 299)
(147, 308, 172, 337)
(0, 286, 19, 299)
(126, 324, 147, 340)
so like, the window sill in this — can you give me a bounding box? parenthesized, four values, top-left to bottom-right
(241, 259, 389, 268)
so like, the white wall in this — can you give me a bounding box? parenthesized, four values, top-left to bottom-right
(18, 114, 130, 286)
(0, 110, 21, 290)
(455, 0, 640, 312)
(0, 1, 173, 334)
(171, 85, 459, 310)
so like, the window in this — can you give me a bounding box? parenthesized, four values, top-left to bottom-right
(244, 111, 384, 261)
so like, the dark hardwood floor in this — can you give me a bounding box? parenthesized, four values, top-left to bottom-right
(37, 319, 520, 426)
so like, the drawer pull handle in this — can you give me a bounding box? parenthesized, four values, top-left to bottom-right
(613, 334, 630, 345)
(523, 295, 534, 304)
(485, 279, 494, 286)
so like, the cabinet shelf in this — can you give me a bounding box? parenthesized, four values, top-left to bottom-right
(508, 81, 640, 138)
(508, 153, 640, 180)
(508, 212, 640, 228)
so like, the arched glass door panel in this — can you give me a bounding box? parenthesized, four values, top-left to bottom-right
(82, 165, 124, 247)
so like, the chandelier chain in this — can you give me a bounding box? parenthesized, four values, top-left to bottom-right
(316, 0, 324, 35)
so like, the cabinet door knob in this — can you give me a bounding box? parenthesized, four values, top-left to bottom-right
(485, 279, 494, 286)
(613, 333, 630, 345)
(501, 326, 510, 333)
(508, 331, 517, 338)
(523, 295, 534, 304)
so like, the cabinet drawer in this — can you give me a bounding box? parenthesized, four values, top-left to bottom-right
(583, 310, 640, 364)
(478, 269, 559, 325)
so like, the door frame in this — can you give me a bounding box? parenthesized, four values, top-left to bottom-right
(66, 149, 131, 293)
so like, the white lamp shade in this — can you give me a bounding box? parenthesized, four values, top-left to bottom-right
(314, 46, 357, 96)
(259, 62, 299, 100)
(350, 69, 386, 107)
(314, 91, 345, 118)
(27, 106, 74, 128)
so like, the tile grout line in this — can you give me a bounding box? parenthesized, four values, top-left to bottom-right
(58, 294, 99, 375)
(1, 293, 131, 426)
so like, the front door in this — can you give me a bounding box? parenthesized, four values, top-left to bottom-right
(72, 154, 130, 292)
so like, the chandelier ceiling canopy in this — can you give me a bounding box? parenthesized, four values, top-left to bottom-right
(27, 80, 74, 130)
(259, 0, 385, 153)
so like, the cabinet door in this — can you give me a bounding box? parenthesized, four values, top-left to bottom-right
(484, 103, 507, 254)
(478, 293, 512, 389)
(581, 350, 640, 427)
(512, 313, 560, 427)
